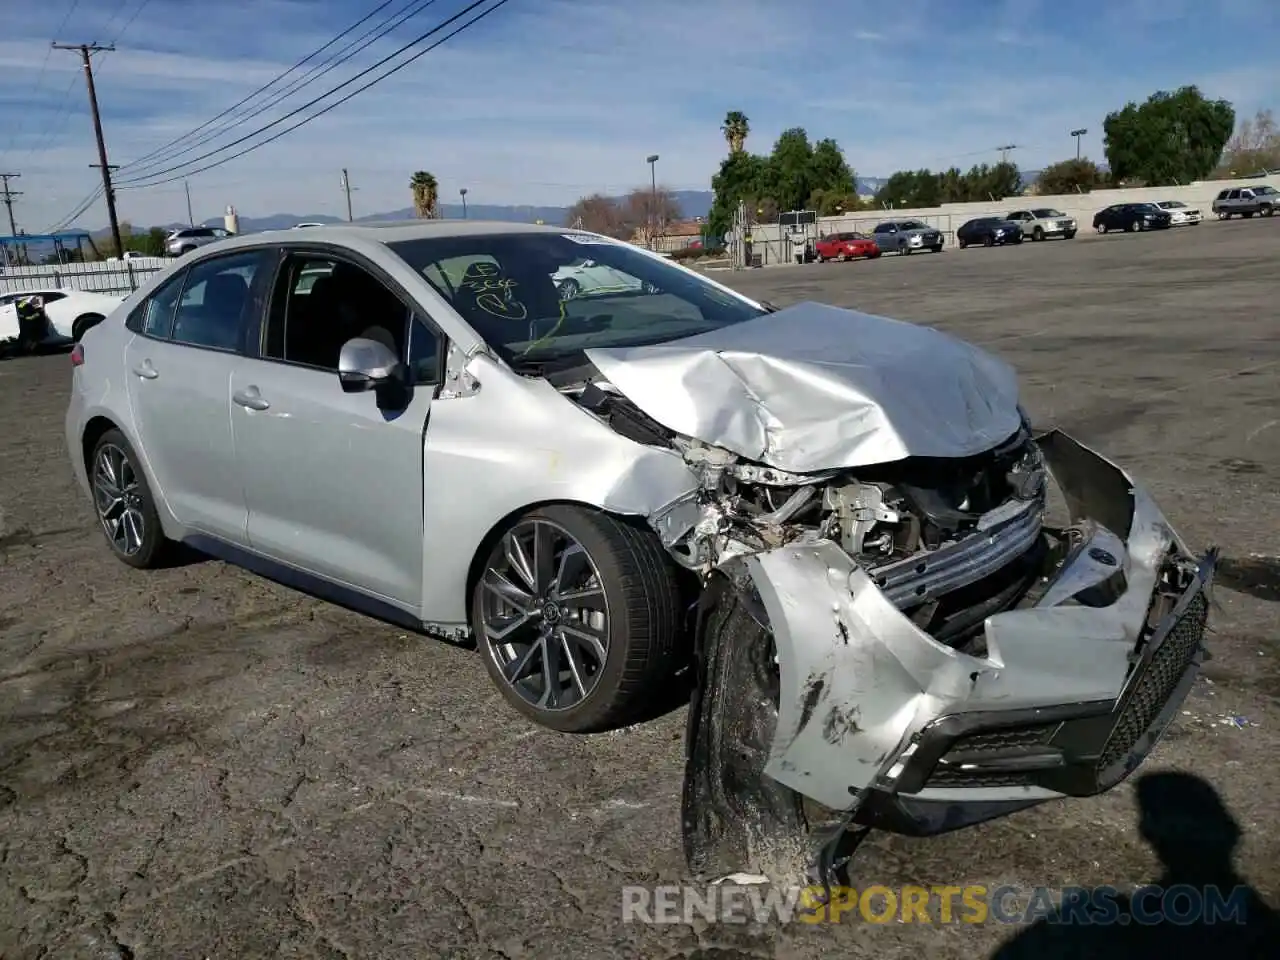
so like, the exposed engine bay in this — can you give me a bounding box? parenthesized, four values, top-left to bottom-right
(571, 377, 1050, 651)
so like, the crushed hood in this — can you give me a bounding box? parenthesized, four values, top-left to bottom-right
(584, 301, 1021, 473)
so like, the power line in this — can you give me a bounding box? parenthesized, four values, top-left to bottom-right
(0, 174, 22, 235)
(0, 0, 82, 159)
(119, 0, 414, 174)
(53, 43, 124, 256)
(46, 184, 104, 234)
(117, 0, 513, 188)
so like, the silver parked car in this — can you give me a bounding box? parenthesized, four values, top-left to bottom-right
(165, 226, 233, 257)
(871, 219, 944, 254)
(65, 221, 1216, 871)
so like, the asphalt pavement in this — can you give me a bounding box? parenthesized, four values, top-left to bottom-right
(2, 218, 1278, 958)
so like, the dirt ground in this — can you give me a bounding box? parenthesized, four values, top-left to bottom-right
(2, 218, 1278, 959)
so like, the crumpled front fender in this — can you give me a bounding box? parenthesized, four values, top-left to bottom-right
(744, 430, 1211, 812)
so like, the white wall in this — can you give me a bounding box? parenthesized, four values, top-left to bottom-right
(746, 175, 1274, 263)
(0, 258, 168, 295)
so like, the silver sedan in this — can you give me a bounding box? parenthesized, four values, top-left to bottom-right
(65, 221, 1216, 877)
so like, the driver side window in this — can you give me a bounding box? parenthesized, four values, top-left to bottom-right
(261, 253, 441, 385)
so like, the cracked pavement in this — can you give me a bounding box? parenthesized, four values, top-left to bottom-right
(2, 219, 1278, 958)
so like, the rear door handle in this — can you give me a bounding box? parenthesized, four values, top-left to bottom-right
(232, 386, 270, 411)
(131, 360, 159, 380)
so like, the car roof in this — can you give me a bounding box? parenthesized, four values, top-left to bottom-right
(206, 219, 574, 252)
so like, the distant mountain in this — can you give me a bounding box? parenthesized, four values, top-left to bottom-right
(78, 182, 911, 235)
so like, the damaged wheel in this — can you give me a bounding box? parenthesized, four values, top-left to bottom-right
(471, 505, 682, 733)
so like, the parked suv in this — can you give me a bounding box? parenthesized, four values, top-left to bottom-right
(165, 226, 233, 257)
(872, 220, 943, 254)
(1211, 184, 1277, 219)
(1004, 208, 1077, 241)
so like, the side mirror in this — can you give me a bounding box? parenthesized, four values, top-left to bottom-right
(337, 337, 404, 393)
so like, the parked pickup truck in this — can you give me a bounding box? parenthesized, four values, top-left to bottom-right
(1211, 184, 1277, 219)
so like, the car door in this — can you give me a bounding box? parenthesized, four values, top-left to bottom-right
(123, 248, 273, 542)
(874, 223, 898, 250)
(229, 249, 442, 609)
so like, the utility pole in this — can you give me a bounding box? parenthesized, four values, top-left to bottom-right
(184, 180, 195, 225)
(53, 42, 123, 256)
(341, 168, 354, 221)
(996, 144, 1019, 165)
(1070, 128, 1088, 160)
(0, 173, 21, 235)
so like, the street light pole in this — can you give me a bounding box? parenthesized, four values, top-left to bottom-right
(1070, 128, 1088, 160)
(460, 187, 468, 219)
(646, 154, 659, 249)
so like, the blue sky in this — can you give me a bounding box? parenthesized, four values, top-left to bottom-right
(0, 0, 1277, 230)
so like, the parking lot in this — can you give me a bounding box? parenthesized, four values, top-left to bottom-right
(2, 218, 1278, 959)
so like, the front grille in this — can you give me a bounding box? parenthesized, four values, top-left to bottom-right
(929, 768, 1035, 787)
(947, 723, 1058, 754)
(1096, 592, 1208, 772)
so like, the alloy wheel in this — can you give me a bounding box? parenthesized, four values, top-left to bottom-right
(479, 519, 610, 712)
(93, 443, 146, 556)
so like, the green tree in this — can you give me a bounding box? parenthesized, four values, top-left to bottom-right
(409, 171, 439, 218)
(1035, 158, 1106, 195)
(1103, 86, 1234, 185)
(721, 111, 750, 154)
(708, 150, 768, 237)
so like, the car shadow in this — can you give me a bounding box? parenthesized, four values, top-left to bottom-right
(989, 771, 1278, 959)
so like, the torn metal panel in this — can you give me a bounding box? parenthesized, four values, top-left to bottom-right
(585, 302, 1022, 474)
(742, 430, 1201, 813)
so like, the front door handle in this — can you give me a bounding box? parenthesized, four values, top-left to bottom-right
(131, 360, 159, 380)
(232, 387, 270, 411)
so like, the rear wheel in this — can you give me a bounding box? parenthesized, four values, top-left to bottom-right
(89, 429, 172, 569)
(1129, 219, 1141, 232)
(1097, 222, 1108, 233)
(71, 313, 104, 342)
(471, 505, 682, 733)
(958, 238, 968, 249)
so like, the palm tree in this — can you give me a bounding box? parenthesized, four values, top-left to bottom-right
(409, 171, 439, 219)
(722, 111, 750, 154)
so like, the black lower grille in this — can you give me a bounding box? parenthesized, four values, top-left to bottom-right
(1096, 592, 1208, 772)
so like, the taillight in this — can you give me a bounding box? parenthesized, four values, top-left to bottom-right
(70, 344, 84, 367)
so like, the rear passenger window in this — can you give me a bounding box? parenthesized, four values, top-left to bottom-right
(132, 269, 187, 338)
(169, 250, 269, 351)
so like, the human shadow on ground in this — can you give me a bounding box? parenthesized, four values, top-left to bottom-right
(990, 771, 1278, 959)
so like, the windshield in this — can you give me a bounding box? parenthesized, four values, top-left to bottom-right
(1032, 208, 1064, 217)
(387, 231, 766, 364)
(1255, 185, 1277, 196)
(1158, 201, 1184, 208)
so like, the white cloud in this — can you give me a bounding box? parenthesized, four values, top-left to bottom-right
(0, 0, 1276, 230)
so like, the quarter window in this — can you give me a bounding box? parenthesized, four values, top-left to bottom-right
(131, 269, 187, 338)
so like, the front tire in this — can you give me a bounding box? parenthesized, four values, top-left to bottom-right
(556, 278, 580, 300)
(1261, 205, 1274, 218)
(983, 234, 994, 247)
(1129, 219, 1141, 232)
(472, 505, 682, 733)
(1064, 230, 1077, 239)
(89, 429, 172, 569)
(72, 312, 104, 342)
(1033, 226, 1044, 241)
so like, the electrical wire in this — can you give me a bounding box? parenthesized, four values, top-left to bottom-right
(45, 183, 104, 233)
(118, 0, 411, 173)
(117, 0, 511, 188)
(120, 0, 441, 178)
(0, 0, 83, 159)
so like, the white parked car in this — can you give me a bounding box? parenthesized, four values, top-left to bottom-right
(0, 287, 126, 347)
(1154, 201, 1202, 226)
(552, 257, 651, 299)
(1004, 208, 1078, 241)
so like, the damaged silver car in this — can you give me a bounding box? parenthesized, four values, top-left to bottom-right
(65, 222, 1216, 879)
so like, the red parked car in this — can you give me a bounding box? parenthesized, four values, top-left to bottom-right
(814, 231, 881, 262)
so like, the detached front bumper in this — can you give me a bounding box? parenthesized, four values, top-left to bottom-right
(746, 430, 1216, 834)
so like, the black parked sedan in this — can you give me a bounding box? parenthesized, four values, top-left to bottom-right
(1092, 203, 1173, 233)
(956, 216, 1024, 248)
